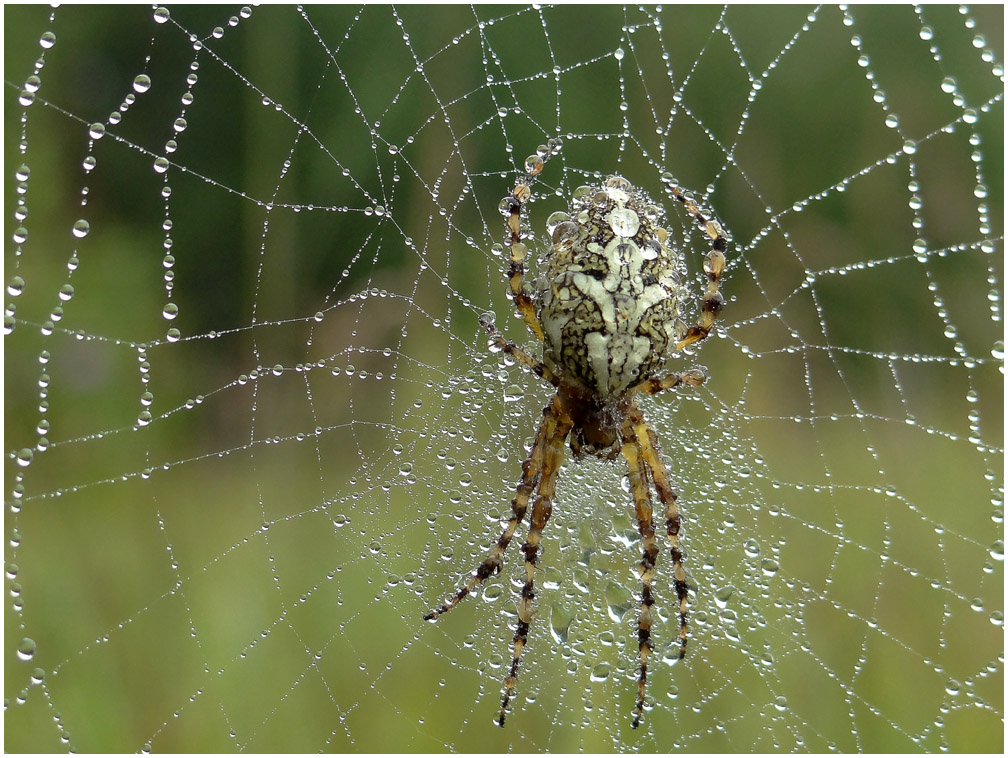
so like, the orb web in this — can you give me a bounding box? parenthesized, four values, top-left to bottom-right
(5, 4, 1003, 752)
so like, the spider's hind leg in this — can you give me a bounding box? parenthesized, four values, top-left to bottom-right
(499, 145, 560, 343)
(667, 185, 728, 351)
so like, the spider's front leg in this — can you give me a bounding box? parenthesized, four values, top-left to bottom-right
(621, 403, 693, 729)
(423, 396, 563, 622)
(620, 413, 661, 729)
(498, 398, 573, 726)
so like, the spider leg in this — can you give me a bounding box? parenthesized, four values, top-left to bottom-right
(630, 366, 707, 396)
(479, 314, 560, 388)
(667, 185, 728, 351)
(498, 397, 573, 726)
(620, 413, 661, 729)
(424, 396, 564, 622)
(499, 150, 558, 343)
(630, 407, 690, 663)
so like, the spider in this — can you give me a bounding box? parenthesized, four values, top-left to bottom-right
(425, 140, 727, 729)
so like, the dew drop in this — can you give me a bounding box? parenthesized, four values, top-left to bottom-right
(589, 662, 611, 682)
(988, 539, 1004, 561)
(133, 74, 152, 93)
(17, 637, 37, 661)
(153, 7, 170, 23)
(607, 207, 640, 238)
(72, 219, 90, 238)
(713, 585, 734, 609)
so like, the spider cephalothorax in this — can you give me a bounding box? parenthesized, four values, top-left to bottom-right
(425, 141, 727, 729)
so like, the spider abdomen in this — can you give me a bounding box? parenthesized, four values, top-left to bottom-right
(538, 176, 688, 398)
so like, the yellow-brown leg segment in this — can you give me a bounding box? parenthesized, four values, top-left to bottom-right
(630, 407, 690, 663)
(498, 399, 573, 726)
(667, 185, 728, 351)
(621, 416, 661, 729)
(498, 147, 560, 343)
(479, 314, 560, 389)
(424, 396, 564, 622)
(629, 367, 707, 397)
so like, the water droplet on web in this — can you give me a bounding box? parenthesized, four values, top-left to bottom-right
(17, 637, 37, 661)
(988, 540, 1003, 561)
(713, 585, 734, 608)
(133, 74, 152, 93)
(15, 448, 34, 468)
(153, 157, 170, 174)
(503, 384, 523, 402)
(39, 31, 56, 49)
(162, 302, 178, 320)
(7, 276, 25, 297)
(589, 662, 610, 682)
(153, 7, 170, 23)
(89, 123, 106, 140)
(72, 219, 90, 238)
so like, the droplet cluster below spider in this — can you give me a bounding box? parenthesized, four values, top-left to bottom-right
(425, 139, 728, 729)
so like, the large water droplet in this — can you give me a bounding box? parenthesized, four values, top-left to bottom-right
(607, 207, 640, 238)
(17, 637, 37, 661)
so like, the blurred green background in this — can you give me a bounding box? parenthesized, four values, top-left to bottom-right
(5, 4, 1003, 752)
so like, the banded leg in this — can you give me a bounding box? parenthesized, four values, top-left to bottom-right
(479, 314, 560, 389)
(667, 185, 728, 350)
(499, 400, 573, 726)
(498, 144, 560, 342)
(424, 396, 564, 622)
(630, 407, 690, 662)
(620, 418, 661, 729)
(629, 367, 707, 397)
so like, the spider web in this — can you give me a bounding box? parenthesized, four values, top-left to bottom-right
(4, 4, 1003, 752)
